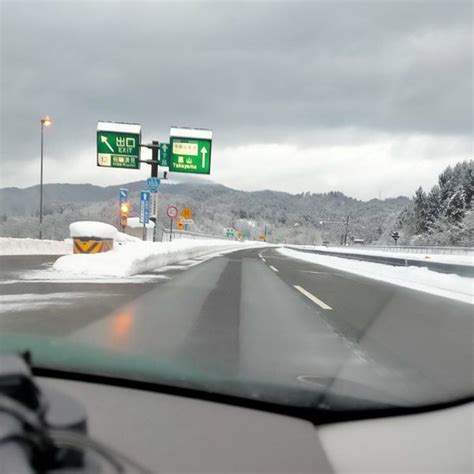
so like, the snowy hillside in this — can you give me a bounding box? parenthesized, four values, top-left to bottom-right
(0, 181, 409, 245)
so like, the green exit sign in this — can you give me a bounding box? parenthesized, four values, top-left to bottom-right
(169, 127, 212, 175)
(159, 142, 170, 167)
(97, 122, 141, 169)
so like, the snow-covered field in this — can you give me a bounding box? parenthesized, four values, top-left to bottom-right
(54, 239, 268, 278)
(287, 245, 474, 266)
(279, 247, 473, 304)
(0, 237, 72, 255)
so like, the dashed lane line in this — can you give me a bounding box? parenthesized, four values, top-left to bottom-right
(293, 285, 333, 310)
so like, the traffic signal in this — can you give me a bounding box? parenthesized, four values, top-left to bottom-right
(120, 202, 130, 227)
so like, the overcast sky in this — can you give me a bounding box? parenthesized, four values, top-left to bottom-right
(1, 0, 471, 200)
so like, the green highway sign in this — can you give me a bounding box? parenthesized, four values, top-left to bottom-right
(169, 127, 213, 175)
(159, 142, 170, 167)
(97, 122, 141, 169)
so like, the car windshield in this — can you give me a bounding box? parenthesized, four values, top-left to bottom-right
(0, 0, 472, 417)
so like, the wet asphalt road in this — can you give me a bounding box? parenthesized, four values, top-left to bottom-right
(1, 248, 472, 407)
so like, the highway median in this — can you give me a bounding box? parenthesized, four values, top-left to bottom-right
(53, 239, 269, 278)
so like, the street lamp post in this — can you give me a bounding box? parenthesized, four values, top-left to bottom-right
(39, 116, 51, 239)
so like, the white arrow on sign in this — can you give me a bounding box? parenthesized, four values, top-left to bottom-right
(101, 135, 114, 152)
(200, 146, 207, 168)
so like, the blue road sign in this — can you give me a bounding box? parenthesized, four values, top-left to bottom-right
(147, 177, 161, 192)
(119, 188, 128, 203)
(140, 190, 150, 224)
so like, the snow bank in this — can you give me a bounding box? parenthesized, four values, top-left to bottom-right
(54, 240, 267, 277)
(279, 248, 473, 304)
(288, 245, 474, 266)
(126, 217, 154, 229)
(114, 231, 141, 243)
(0, 238, 72, 255)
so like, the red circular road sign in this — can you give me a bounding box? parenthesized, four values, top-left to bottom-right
(166, 205, 179, 219)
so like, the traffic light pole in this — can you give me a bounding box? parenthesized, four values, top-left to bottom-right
(150, 140, 159, 243)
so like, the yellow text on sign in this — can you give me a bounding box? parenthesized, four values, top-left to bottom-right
(173, 142, 198, 156)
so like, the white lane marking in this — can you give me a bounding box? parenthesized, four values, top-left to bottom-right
(300, 270, 359, 282)
(269, 265, 279, 273)
(261, 257, 266, 262)
(293, 285, 332, 310)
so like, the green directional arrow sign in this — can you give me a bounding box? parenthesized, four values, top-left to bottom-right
(97, 122, 141, 169)
(159, 142, 170, 167)
(169, 128, 213, 175)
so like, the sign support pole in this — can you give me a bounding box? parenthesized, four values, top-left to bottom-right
(149, 140, 159, 242)
(169, 218, 173, 242)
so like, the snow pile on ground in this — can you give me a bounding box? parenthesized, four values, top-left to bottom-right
(115, 231, 141, 243)
(0, 238, 72, 255)
(287, 245, 474, 266)
(126, 217, 154, 229)
(54, 240, 267, 277)
(279, 247, 473, 304)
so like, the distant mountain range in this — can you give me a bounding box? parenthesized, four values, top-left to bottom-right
(0, 180, 410, 244)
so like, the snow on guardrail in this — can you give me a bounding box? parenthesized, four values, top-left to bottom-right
(279, 247, 473, 304)
(287, 245, 474, 266)
(161, 229, 230, 241)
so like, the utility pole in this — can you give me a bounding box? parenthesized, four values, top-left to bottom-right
(320, 216, 350, 246)
(343, 215, 350, 246)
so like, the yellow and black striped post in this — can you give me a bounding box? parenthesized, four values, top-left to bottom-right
(73, 237, 113, 254)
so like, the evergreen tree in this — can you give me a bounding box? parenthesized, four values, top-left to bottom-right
(444, 185, 466, 222)
(426, 185, 442, 228)
(413, 187, 429, 233)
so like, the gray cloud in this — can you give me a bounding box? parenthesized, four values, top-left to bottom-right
(0, 0, 472, 185)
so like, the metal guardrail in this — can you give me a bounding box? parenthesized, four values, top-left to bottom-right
(325, 245, 474, 256)
(286, 246, 474, 278)
(161, 229, 232, 242)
